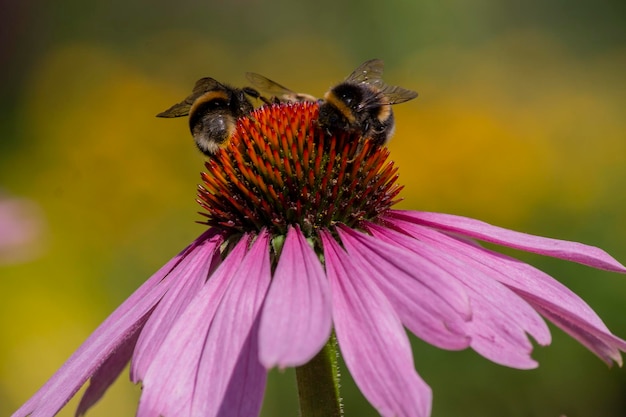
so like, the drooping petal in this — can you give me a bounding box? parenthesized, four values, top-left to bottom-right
(321, 230, 432, 417)
(367, 222, 550, 369)
(191, 231, 271, 417)
(76, 328, 142, 416)
(11, 229, 220, 417)
(336, 225, 471, 350)
(259, 226, 332, 368)
(389, 217, 626, 366)
(390, 217, 609, 330)
(131, 232, 223, 381)
(389, 210, 626, 273)
(136, 236, 249, 417)
(531, 302, 626, 366)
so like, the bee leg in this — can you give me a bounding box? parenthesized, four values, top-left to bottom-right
(242, 86, 270, 105)
(242, 86, 261, 98)
(245, 86, 282, 106)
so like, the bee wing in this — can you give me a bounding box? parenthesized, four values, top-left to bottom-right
(191, 77, 223, 96)
(344, 59, 385, 84)
(156, 100, 192, 118)
(245, 72, 298, 97)
(378, 84, 418, 105)
(345, 59, 417, 105)
(246, 73, 317, 102)
(156, 77, 222, 118)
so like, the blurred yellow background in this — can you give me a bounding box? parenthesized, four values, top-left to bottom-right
(1, 1, 625, 416)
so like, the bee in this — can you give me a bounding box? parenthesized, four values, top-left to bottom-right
(157, 77, 262, 156)
(318, 59, 418, 147)
(245, 72, 318, 104)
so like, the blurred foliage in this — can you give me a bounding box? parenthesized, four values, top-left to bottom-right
(1, 0, 625, 416)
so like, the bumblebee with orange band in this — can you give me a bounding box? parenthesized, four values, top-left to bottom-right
(157, 77, 262, 156)
(318, 59, 418, 147)
(157, 60, 417, 156)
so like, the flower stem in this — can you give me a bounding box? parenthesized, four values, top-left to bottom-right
(295, 333, 342, 417)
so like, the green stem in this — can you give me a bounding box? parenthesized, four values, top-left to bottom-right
(295, 333, 342, 417)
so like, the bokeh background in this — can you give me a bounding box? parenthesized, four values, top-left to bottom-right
(1, 0, 625, 416)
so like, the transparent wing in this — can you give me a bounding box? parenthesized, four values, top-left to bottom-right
(345, 59, 417, 108)
(344, 59, 385, 85)
(378, 85, 418, 105)
(156, 77, 222, 118)
(245, 72, 297, 97)
(156, 101, 192, 118)
(191, 77, 222, 96)
(245, 73, 317, 102)
(357, 85, 418, 111)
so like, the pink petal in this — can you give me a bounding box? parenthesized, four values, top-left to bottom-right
(259, 226, 332, 368)
(191, 231, 271, 417)
(11, 230, 219, 417)
(461, 284, 546, 369)
(321, 230, 432, 417)
(137, 236, 249, 417)
(525, 294, 626, 366)
(138, 231, 271, 417)
(131, 233, 223, 381)
(388, 217, 626, 366)
(390, 217, 609, 330)
(76, 328, 142, 416)
(336, 225, 471, 350)
(214, 320, 265, 417)
(368, 222, 550, 369)
(389, 210, 626, 273)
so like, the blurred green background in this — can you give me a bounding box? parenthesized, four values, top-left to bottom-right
(1, 0, 625, 416)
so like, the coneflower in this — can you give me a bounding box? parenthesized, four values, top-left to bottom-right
(13, 101, 626, 417)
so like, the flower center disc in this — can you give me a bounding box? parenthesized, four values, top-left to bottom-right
(197, 101, 403, 238)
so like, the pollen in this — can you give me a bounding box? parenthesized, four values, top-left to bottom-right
(197, 102, 403, 237)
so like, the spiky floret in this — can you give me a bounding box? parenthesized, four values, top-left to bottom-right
(197, 101, 403, 238)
